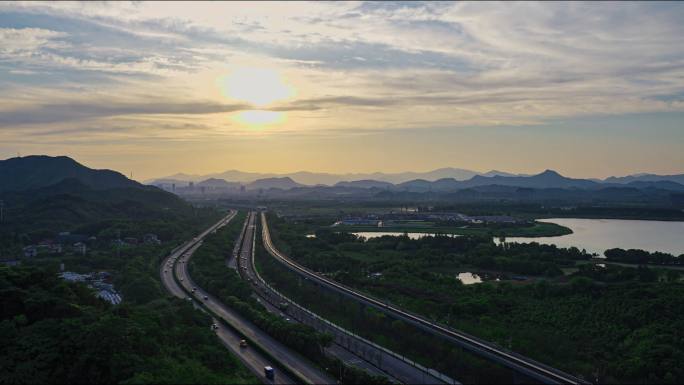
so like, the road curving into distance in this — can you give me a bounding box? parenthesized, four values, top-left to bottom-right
(243, 211, 455, 384)
(260, 211, 591, 385)
(162, 210, 335, 385)
(160, 211, 298, 384)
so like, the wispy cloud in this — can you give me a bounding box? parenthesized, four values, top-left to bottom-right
(0, 100, 249, 125)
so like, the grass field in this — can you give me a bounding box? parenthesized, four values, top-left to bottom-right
(334, 220, 572, 237)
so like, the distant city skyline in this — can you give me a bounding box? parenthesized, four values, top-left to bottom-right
(1, 2, 683, 180)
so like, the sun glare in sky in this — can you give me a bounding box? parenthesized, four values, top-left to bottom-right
(221, 68, 295, 107)
(233, 110, 285, 126)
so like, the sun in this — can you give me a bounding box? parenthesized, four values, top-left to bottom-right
(221, 68, 295, 107)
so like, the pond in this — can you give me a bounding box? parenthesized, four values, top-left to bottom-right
(456, 272, 482, 285)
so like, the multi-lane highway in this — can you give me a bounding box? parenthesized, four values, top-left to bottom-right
(239, 211, 452, 384)
(260, 212, 590, 385)
(165, 211, 335, 385)
(160, 211, 236, 299)
(160, 211, 297, 385)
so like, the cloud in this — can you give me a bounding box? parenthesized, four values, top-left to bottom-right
(0, 100, 250, 126)
(270, 96, 396, 111)
(1, 1, 683, 136)
(0, 27, 66, 53)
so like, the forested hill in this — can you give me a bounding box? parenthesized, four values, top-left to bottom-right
(1, 178, 192, 232)
(0, 156, 199, 252)
(0, 155, 141, 192)
(0, 266, 254, 384)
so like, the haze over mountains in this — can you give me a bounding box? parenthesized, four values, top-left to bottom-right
(147, 167, 515, 186)
(2, 156, 683, 195)
(1, 156, 683, 219)
(147, 166, 684, 192)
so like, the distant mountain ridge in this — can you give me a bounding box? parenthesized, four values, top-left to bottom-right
(393, 170, 600, 192)
(604, 173, 684, 185)
(154, 170, 684, 195)
(197, 178, 241, 188)
(149, 167, 684, 188)
(147, 167, 522, 186)
(335, 180, 395, 189)
(246, 177, 303, 190)
(0, 155, 142, 192)
(147, 166, 684, 194)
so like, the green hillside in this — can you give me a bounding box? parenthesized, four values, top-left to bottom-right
(0, 156, 208, 258)
(0, 155, 140, 192)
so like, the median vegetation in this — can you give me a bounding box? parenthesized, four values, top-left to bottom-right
(186, 212, 333, 361)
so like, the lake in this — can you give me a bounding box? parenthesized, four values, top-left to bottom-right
(501, 218, 684, 256)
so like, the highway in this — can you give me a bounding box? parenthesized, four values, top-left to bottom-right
(159, 211, 296, 385)
(240, 212, 453, 384)
(260, 212, 590, 385)
(172, 211, 335, 385)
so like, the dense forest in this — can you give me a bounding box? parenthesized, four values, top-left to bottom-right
(605, 248, 684, 265)
(264, 213, 684, 384)
(0, 266, 255, 384)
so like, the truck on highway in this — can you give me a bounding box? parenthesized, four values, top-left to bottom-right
(264, 366, 275, 380)
(277, 302, 289, 311)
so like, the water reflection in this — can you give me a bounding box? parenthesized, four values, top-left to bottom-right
(457, 272, 482, 285)
(499, 218, 684, 256)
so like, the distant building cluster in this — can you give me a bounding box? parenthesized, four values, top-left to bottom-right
(22, 231, 94, 258)
(333, 211, 526, 226)
(59, 271, 122, 305)
(21, 231, 162, 259)
(334, 218, 381, 226)
(112, 233, 161, 247)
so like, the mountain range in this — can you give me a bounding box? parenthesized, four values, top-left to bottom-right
(147, 167, 684, 190)
(150, 169, 684, 192)
(3, 155, 683, 195)
(147, 167, 518, 186)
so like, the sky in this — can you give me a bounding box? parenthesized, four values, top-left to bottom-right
(1, 1, 683, 180)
